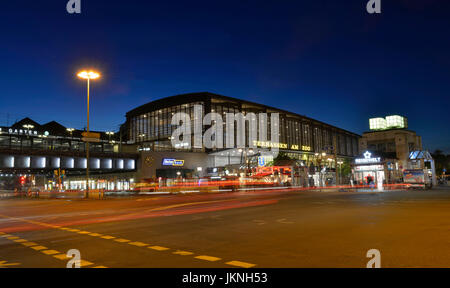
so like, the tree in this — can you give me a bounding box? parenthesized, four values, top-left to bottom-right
(431, 150, 448, 175)
(266, 152, 294, 166)
(340, 159, 352, 177)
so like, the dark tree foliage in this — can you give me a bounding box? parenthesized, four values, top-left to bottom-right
(431, 150, 450, 175)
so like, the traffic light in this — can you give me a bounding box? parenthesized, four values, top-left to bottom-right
(20, 176, 26, 185)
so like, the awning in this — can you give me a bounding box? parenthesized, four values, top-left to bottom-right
(409, 151, 433, 161)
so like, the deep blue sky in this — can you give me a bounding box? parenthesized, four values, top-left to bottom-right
(0, 0, 449, 152)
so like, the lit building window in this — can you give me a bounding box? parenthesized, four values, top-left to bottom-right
(369, 118, 387, 130)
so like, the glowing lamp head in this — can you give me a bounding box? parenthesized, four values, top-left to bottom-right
(77, 70, 100, 80)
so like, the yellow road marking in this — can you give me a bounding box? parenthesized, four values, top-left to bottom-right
(173, 250, 194, 256)
(42, 250, 60, 255)
(226, 261, 256, 268)
(53, 254, 70, 260)
(92, 266, 108, 268)
(30, 245, 47, 251)
(79, 260, 94, 267)
(195, 255, 221, 262)
(1, 214, 258, 268)
(0, 222, 107, 268)
(114, 238, 130, 243)
(101, 236, 116, 240)
(0, 260, 20, 268)
(21, 242, 38, 247)
(148, 246, 169, 251)
(13, 239, 27, 243)
(129, 241, 149, 247)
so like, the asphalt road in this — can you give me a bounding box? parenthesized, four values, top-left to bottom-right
(1, 187, 450, 268)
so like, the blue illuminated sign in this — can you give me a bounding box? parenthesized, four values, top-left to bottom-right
(162, 158, 185, 167)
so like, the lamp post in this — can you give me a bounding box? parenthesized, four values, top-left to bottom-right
(66, 128, 75, 152)
(337, 160, 344, 185)
(77, 70, 100, 198)
(106, 131, 114, 142)
(66, 128, 75, 141)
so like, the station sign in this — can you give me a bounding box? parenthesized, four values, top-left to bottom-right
(81, 132, 101, 143)
(253, 140, 288, 149)
(82, 132, 101, 139)
(1, 127, 49, 137)
(82, 137, 101, 143)
(162, 158, 185, 167)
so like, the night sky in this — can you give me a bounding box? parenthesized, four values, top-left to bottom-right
(0, 0, 449, 152)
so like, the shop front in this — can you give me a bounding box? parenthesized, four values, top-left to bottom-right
(352, 151, 402, 188)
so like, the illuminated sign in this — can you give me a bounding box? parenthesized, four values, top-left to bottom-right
(354, 165, 384, 171)
(8, 128, 38, 135)
(301, 145, 311, 151)
(162, 158, 185, 167)
(0, 128, 49, 137)
(253, 141, 312, 151)
(355, 151, 381, 164)
(369, 115, 408, 131)
(253, 141, 288, 149)
(258, 156, 265, 167)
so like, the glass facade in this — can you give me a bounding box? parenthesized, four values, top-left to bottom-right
(129, 101, 204, 152)
(0, 134, 116, 153)
(127, 94, 360, 158)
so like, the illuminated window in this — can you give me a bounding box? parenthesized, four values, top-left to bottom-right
(369, 118, 386, 130)
(386, 115, 406, 129)
(370, 115, 408, 130)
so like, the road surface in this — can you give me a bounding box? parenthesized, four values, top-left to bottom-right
(1, 187, 450, 268)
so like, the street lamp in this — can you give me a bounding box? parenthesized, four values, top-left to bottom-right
(66, 128, 75, 138)
(337, 160, 344, 185)
(77, 70, 100, 198)
(106, 131, 114, 142)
